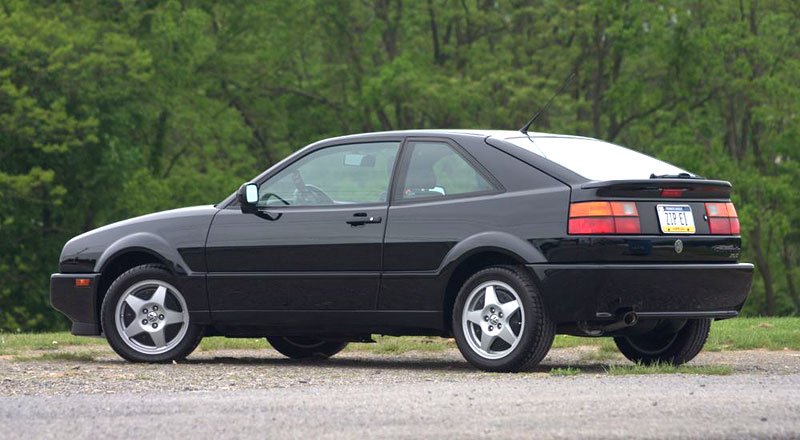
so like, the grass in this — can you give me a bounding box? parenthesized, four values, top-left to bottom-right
(13, 352, 97, 362)
(606, 363, 733, 376)
(346, 336, 455, 354)
(704, 317, 800, 351)
(549, 367, 581, 376)
(0, 332, 105, 355)
(1, 317, 797, 358)
(552, 317, 800, 352)
(198, 337, 270, 352)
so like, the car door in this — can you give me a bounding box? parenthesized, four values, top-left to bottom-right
(380, 138, 503, 311)
(205, 141, 401, 324)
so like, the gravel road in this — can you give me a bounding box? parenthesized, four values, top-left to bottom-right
(1, 346, 798, 439)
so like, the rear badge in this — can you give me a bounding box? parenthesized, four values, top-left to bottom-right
(674, 239, 684, 254)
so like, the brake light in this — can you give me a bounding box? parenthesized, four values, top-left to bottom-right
(569, 201, 640, 235)
(705, 202, 740, 235)
(660, 188, 684, 198)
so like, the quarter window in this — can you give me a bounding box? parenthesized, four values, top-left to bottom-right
(258, 142, 400, 206)
(399, 141, 494, 200)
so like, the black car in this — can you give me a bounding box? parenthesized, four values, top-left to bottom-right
(50, 129, 753, 372)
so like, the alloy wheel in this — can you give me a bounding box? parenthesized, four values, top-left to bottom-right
(461, 280, 525, 359)
(114, 279, 189, 355)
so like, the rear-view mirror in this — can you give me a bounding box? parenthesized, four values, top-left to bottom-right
(343, 153, 376, 167)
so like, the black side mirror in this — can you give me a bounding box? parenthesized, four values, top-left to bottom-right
(237, 182, 259, 214)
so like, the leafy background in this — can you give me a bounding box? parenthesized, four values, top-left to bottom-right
(1, 0, 798, 331)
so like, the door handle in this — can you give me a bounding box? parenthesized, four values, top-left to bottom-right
(346, 213, 382, 226)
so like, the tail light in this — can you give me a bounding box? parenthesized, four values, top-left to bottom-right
(568, 201, 640, 235)
(705, 202, 740, 235)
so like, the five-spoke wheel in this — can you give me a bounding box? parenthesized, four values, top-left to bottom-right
(462, 281, 524, 359)
(453, 266, 554, 372)
(102, 264, 203, 362)
(114, 280, 189, 354)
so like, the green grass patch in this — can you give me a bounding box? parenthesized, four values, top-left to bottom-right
(198, 337, 270, 352)
(347, 336, 456, 354)
(606, 363, 733, 376)
(0, 332, 105, 355)
(553, 317, 800, 352)
(14, 352, 97, 362)
(549, 367, 581, 376)
(705, 317, 800, 351)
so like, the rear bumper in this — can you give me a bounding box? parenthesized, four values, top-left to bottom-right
(50, 273, 102, 336)
(527, 263, 754, 324)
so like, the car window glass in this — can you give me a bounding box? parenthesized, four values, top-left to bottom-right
(400, 142, 493, 200)
(259, 142, 400, 206)
(505, 136, 693, 180)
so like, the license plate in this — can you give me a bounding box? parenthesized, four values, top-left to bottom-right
(656, 204, 696, 234)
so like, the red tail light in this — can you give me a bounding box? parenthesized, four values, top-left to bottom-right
(705, 202, 740, 235)
(568, 201, 641, 235)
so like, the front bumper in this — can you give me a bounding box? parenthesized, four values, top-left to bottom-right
(50, 273, 102, 335)
(528, 263, 754, 324)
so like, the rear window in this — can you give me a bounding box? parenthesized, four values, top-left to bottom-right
(505, 136, 693, 181)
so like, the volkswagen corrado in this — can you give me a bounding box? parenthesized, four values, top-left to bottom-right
(51, 129, 753, 372)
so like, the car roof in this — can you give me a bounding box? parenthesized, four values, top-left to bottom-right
(319, 129, 595, 143)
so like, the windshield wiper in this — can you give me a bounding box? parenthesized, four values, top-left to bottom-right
(649, 172, 704, 179)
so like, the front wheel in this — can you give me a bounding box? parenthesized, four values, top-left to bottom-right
(452, 266, 555, 372)
(101, 264, 204, 363)
(267, 336, 348, 359)
(614, 318, 711, 365)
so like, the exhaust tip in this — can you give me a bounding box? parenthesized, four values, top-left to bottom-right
(622, 311, 638, 326)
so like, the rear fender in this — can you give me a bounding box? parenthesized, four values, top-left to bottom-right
(438, 231, 546, 275)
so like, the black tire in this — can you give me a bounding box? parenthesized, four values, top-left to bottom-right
(452, 266, 555, 372)
(101, 264, 204, 363)
(614, 319, 711, 365)
(267, 336, 348, 359)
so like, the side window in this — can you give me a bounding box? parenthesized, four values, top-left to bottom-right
(259, 142, 400, 206)
(399, 141, 494, 200)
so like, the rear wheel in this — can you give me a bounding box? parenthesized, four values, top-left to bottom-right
(101, 264, 204, 363)
(452, 266, 555, 372)
(267, 336, 348, 359)
(614, 318, 711, 365)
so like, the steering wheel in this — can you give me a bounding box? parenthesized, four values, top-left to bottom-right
(293, 184, 334, 205)
(259, 192, 290, 207)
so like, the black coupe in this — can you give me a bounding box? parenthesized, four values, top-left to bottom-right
(51, 129, 753, 371)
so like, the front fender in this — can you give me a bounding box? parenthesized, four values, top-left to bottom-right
(95, 232, 191, 275)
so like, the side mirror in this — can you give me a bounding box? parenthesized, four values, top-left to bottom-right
(237, 182, 259, 214)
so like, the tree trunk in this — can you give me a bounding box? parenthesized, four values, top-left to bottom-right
(781, 242, 800, 313)
(750, 220, 776, 315)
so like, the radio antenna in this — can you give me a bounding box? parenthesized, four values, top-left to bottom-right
(519, 72, 576, 134)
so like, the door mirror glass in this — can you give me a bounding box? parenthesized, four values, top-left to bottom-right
(237, 182, 260, 213)
(245, 184, 258, 204)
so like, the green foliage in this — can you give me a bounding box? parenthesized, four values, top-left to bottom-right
(1, 0, 799, 330)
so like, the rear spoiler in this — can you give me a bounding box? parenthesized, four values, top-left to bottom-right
(581, 179, 732, 199)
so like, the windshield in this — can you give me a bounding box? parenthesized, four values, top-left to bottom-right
(505, 136, 694, 181)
